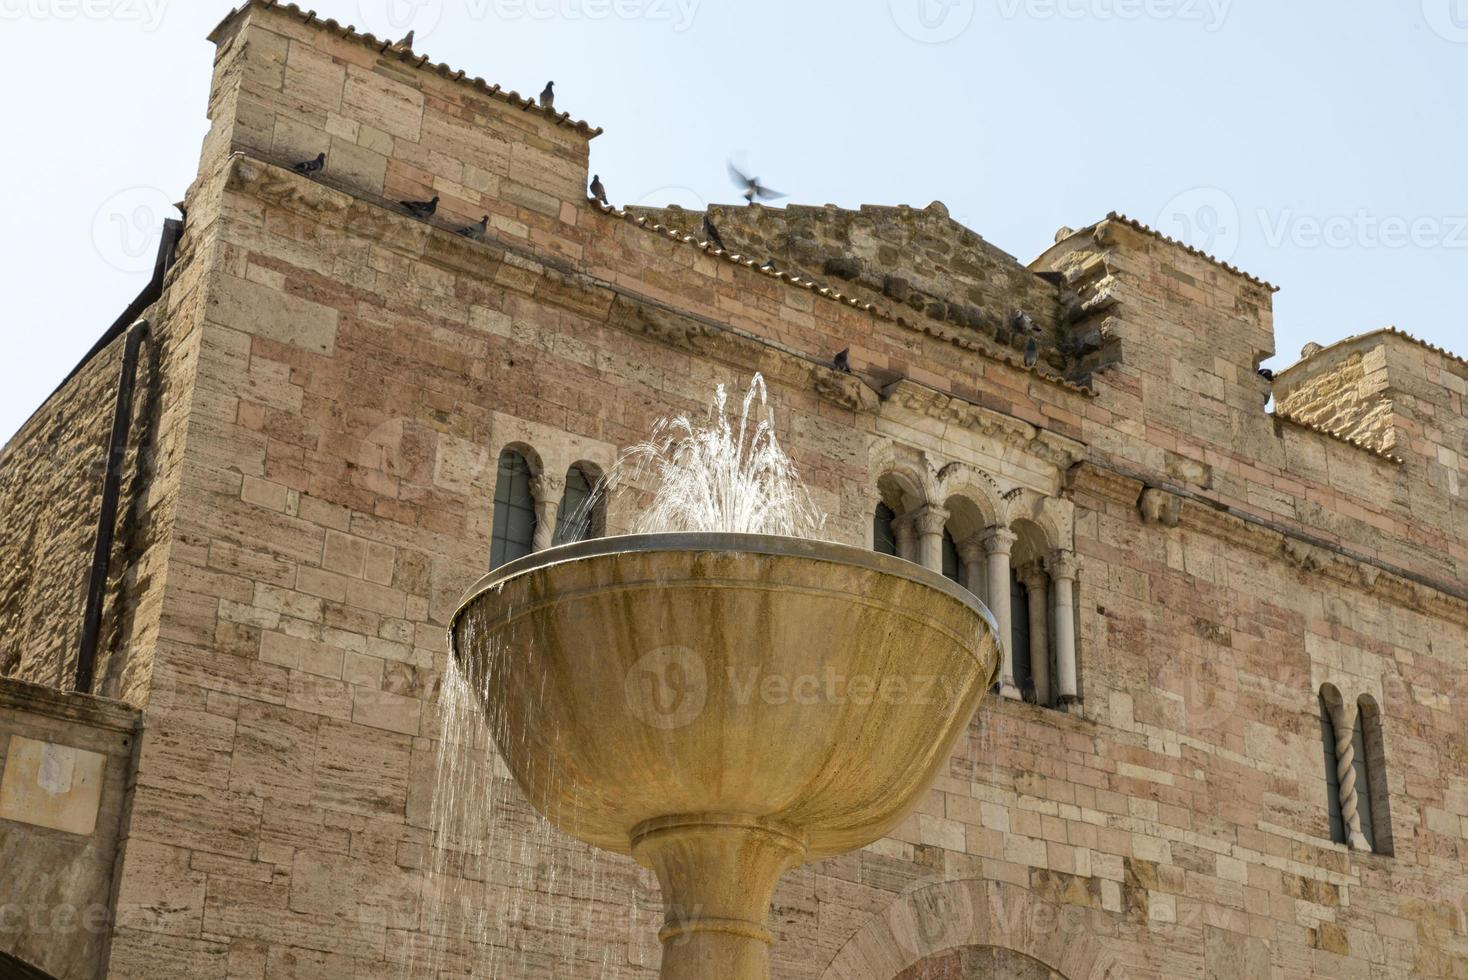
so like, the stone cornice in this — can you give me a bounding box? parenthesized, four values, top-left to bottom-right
(878, 379, 1087, 474)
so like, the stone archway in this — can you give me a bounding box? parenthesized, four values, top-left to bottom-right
(894, 945, 1069, 979)
(818, 879, 1120, 980)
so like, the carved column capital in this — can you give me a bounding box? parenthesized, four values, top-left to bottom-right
(981, 526, 1018, 555)
(1017, 560, 1049, 590)
(910, 504, 950, 538)
(1047, 550, 1080, 582)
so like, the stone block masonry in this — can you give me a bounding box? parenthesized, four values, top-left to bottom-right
(1, 1, 1465, 977)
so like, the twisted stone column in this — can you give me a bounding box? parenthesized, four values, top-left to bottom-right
(1331, 702, 1372, 851)
(911, 505, 950, 574)
(1047, 550, 1080, 709)
(530, 472, 563, 552)
(982, 527, 1019, 700)
(1018, 562, 1051, 707)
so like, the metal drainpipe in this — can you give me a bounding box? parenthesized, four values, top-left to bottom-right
(74, 318, 150, 694)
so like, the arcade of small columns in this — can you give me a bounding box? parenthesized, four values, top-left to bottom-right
(878, 472, 1081, 711)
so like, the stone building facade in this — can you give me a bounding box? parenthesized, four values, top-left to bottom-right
(1, 1, 1466, 976)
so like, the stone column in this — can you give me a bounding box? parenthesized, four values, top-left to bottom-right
(1048, 550, 1080, 710)
(911, 505, 949, 574)
(1018, 562, 1051, 707)
(530, 472, 563, 552)
(1331, 701, 1373, 852)
(893, 513, 919, 564)
(957, 535, 988, 606)
(982, 527, 1019, 700)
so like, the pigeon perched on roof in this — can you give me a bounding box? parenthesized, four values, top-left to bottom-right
(728, 161, 785, 205)
(392, 30, 414, 51)
(540, 81, 555, 110)
(401, 195, 438, 219)
(833, 348, 852, 373)
(701, 214, 727, 251)
(1011, 310, 1038, 336)
(458, 215, 488, 239)
(589, 174, 608, 206)
(1257, 367, 1275, 382)
(293, 152, 325, 175)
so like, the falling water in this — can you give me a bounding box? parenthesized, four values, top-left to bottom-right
(413, 374, 821, 978)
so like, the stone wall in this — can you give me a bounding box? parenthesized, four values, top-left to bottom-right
(0, 677, 140, 979)
(2, 2, 1466, 977)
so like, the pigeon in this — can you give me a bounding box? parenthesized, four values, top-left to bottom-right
(458, 215, 488, 239)
(401, 195, 439, 219)
(589, 174, 608, 206)
(1011, 310, 1037, 336)
(392, 30, 414, 51)
(1257, 367, 1276, 382)
(1024, 336, 1039, 368)
(539, 81, 555, 110)
(701, 214, 727, 251)
(293, 152, 325, 175)
(833, 348, 852, 373)
(728, 161, 785, 205)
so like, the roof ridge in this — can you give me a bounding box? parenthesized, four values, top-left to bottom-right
(214, 0, 602, 136)
(593, 201, 1095, 397)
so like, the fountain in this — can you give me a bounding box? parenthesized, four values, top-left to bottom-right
(445, 379, 1001, 979)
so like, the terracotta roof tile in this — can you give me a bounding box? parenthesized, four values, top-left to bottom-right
(211, 0, 602, 137)
(1272, 410, 1405, 464)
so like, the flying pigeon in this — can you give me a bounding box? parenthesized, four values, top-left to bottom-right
(540, 81, 555, 110)
(293, 152, 325, 175)
(728, 161, 785, 205)
(833, 348, 852, 373)
(458, 215, 488, 239)
(401, 195, 439, 219)
(1024, 336, 1039, 368)
(589, 174, 608, 206)
(701, 214, 727, 251)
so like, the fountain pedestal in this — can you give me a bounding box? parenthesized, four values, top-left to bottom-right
(451, 533, 1000, 979)
(633, 815, 806, 980)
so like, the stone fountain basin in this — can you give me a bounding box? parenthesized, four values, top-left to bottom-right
(449, 533, 1001, 861)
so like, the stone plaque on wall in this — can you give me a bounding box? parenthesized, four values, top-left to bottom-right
(0, 735, 105, 835)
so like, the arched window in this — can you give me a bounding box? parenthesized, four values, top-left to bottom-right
(941, 528, 960, 583)
(491, 448, 537, 568)
(873, 503, 898, 556)
(554, 463, 603, 545)
(1318, 691, 1347, 845)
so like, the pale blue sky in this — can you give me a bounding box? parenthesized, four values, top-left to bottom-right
(2, 0, 1464, 443)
